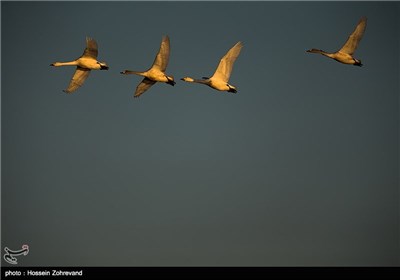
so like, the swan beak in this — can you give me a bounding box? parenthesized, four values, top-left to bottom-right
(180, 78, 184, 81)
(50, 63, 55, 66)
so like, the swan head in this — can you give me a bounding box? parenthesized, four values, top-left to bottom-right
(181, 77, 194, 82)
(50, 62, 61, 67)
(97, 61, 109, 70)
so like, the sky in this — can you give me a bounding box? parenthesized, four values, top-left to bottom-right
(1, 1, 399, 266)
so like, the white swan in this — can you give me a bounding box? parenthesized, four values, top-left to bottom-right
(306, 17, 367, 66)
(181, 41, 243, 93)
(120, 35, 175, 98)
(50, 37, 109, 93)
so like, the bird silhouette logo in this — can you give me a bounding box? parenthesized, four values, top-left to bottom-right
(3, 245, 29, 265)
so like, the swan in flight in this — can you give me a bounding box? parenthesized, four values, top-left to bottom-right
(50, 37, 109, 93)
(181, 41, 243, 93)
(120, 35, 175, 98)
(306, 17, 367, 66)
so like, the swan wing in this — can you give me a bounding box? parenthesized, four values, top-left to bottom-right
(134, 77, 157, 98)
(63, 67, 91, 93)
(82, 37, 99, 59)
(211, 41, 243, 83)
(339, 17, 367, 55)
(150, 35, 170, 72)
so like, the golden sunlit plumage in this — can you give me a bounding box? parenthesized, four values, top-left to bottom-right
(120, 35, 175, 98)
(50, 37, 109, 93)
(181, 41, 243, 93)
(306, 17, 367, 66)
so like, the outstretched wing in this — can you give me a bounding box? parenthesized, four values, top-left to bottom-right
(150, 35, 170, 72)
(134, 77, 157, 98)
(339, 17, 367, 55)
(211, 41, 243, 83)
(82, 37, 99, 59)
(63, 67, 91, 93)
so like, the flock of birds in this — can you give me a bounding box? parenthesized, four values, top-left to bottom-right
(50, 17, 367, 97)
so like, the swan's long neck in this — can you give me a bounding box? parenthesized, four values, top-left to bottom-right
(193, 79, 209, 84)
(307, 49, 333, 58)
(121, 70, 146, 76)
(182, 77, 209, 84)
(51, 61, 78, 67)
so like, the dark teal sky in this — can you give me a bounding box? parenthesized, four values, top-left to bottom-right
(2, 1, 399, 266)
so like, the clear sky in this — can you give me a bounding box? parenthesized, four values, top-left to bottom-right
(2, 1, 399, 266)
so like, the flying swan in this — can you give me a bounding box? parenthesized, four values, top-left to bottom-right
(306, 17, 367, 66)
(50, 37, 109, 93)
(120, 35, 175, 98)
(181, 41, 243, 93)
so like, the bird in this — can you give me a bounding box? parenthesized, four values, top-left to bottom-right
(120, 35, 175, 98)
(181, 41, 243, 93)
(306, 17, 367, 66)
(50, 37, 109, 93)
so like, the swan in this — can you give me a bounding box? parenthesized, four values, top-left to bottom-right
(181, 41, 243, 93)
(50, 37, 109, 93)
(306, 17, 367, 66)
(120, 35, 175, 98)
